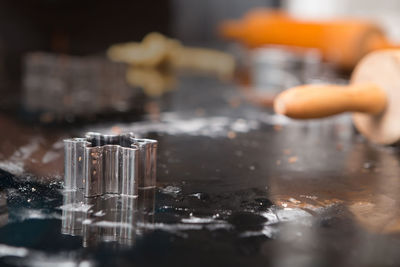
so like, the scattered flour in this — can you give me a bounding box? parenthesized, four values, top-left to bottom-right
(160, 185, 182, 196)
(0, 137, 42, 176)
(59, 203, 92, 213)
(0, 244, 29, 257)
(0, 161, 24, 176)
(91, 112, 262, 138)
(11, 209, 61, 222)
(42, 151, 61, 164)
(181, 216, 219, 224)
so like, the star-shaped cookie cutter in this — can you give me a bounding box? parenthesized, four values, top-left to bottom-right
(64, 132, 157, 197)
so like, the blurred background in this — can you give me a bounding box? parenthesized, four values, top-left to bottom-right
(1, 0, 399, 119)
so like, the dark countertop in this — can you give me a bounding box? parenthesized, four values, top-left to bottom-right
(0, 54, 400, 267)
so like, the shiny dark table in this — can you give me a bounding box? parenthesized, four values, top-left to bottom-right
(0, 57, 400, 267)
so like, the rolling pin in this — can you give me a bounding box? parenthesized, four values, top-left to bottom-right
(274, 49, 400, 145)
(219, 9, 399, 69)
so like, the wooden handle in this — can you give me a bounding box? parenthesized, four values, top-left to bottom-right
(274, 83, 387, 119)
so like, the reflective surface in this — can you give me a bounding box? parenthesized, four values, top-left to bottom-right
(0, 51, 400, 267)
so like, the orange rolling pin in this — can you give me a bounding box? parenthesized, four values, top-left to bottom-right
(219, 9, 399, 70)
(274, 49, 400, 145)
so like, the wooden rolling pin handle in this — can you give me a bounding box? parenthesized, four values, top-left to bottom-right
(274, 83, 387, 119)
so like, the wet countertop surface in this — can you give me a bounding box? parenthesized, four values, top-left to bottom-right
(1, 54, 400, 267)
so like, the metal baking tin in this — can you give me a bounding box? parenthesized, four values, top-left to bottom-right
(64, 132, 157, 197)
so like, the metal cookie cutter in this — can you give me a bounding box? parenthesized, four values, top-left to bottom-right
(64, 132, 157, 197)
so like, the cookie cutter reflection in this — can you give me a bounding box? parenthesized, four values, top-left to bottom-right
(137, 188, 156, 228)
(61, 189, 155, 247)
(0, 191, 8, 227)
